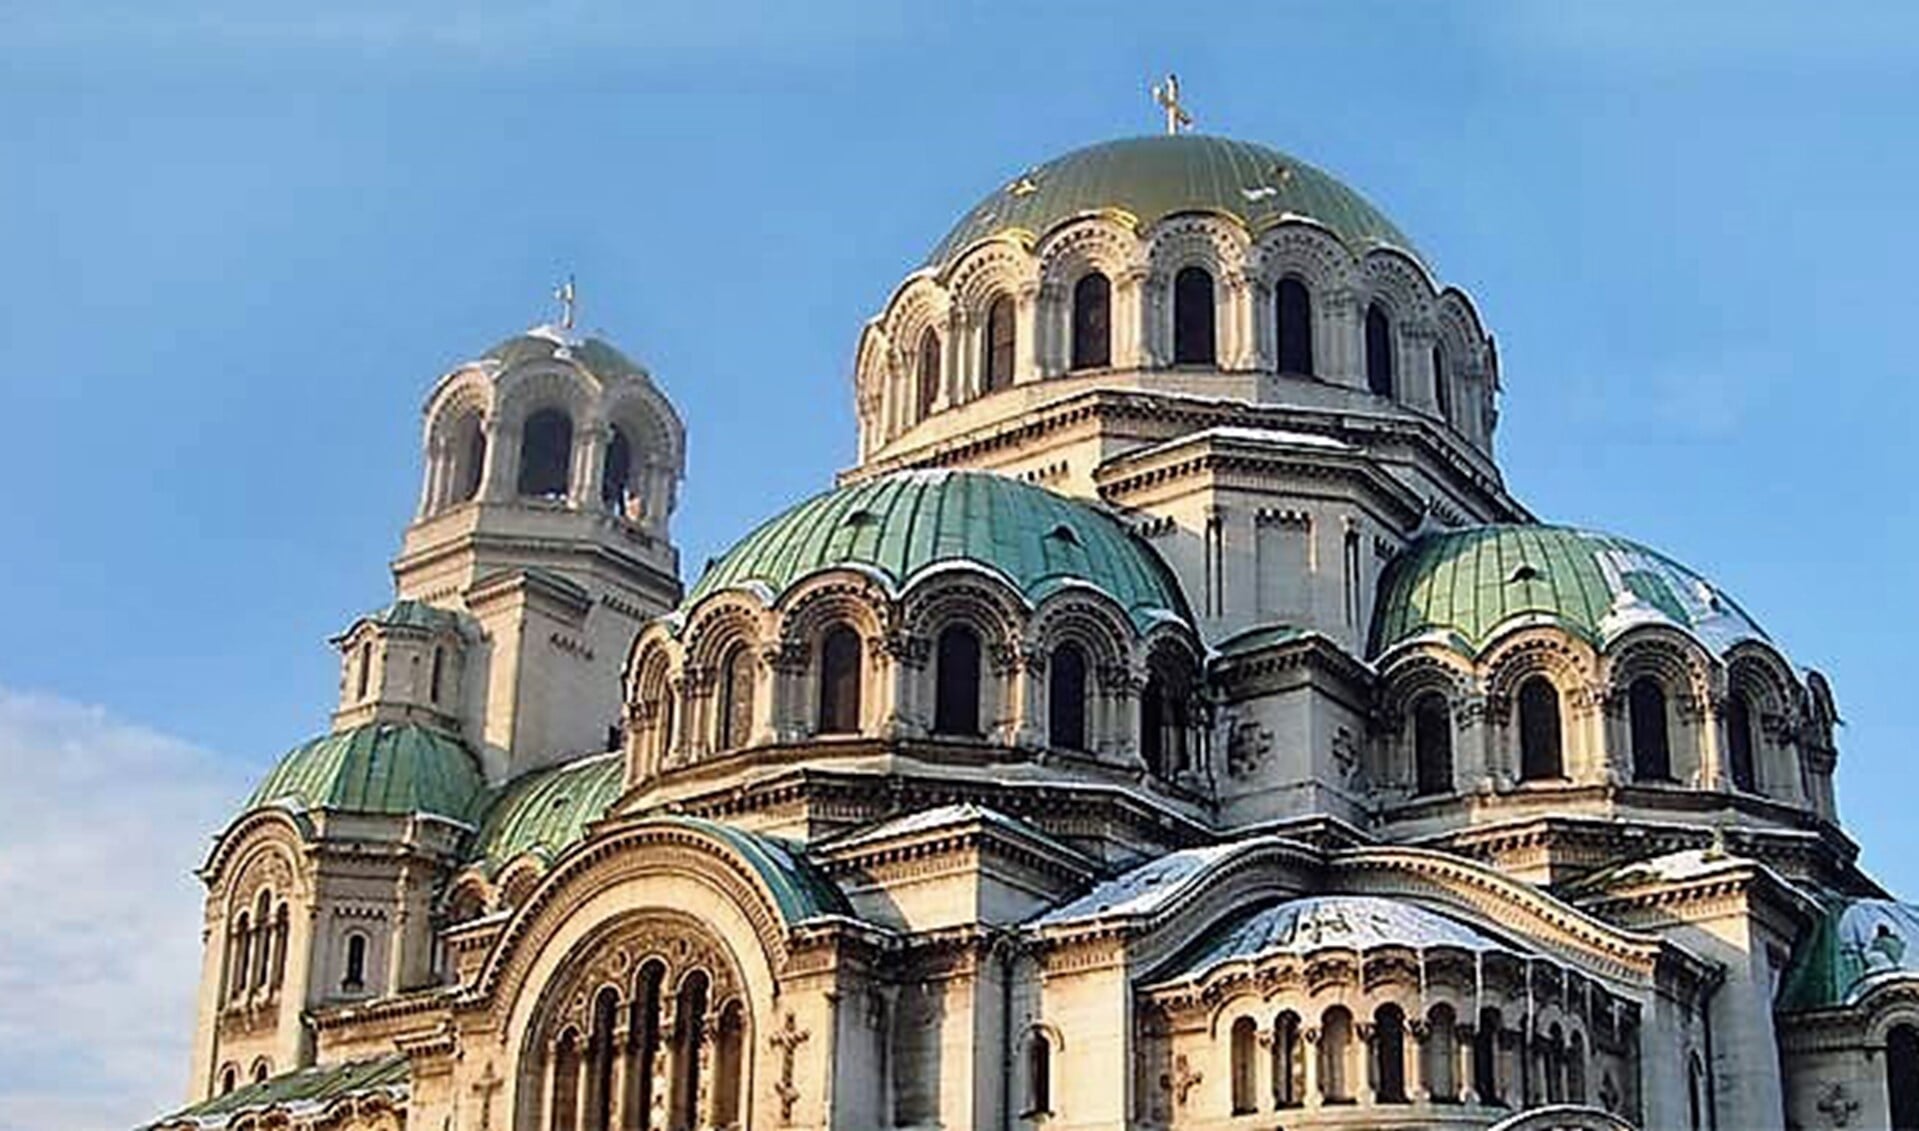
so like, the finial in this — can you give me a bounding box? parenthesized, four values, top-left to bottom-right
(553, 275, 577, 332)
(1152, 73, 1194, 135)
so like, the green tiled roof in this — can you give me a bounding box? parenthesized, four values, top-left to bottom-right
(483, 327, 651, 383)
(685, 469, 1191, 632)
(928, 135, 1421, 270)
(667, 815, 853, 923)
(1780, 898, 1919, 1012)
(466, 752, 626, 875)
(148, 1054, 407, 1129)
(248, 722, 485, 824)
(1369, 524, 1770, 660)
(360, 598, 463, 633)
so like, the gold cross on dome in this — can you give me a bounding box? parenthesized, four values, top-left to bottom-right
(553, 275, 577, 331)
(1152, 73, 1194, 135)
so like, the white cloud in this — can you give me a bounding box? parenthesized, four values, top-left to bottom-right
(0, 689, 249, 1131)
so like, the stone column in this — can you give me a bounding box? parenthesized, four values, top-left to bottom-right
(573, 422, 607, 510)
(1409, 1018, 1432, 1102)
(1457, 1023, 1479, 1107)
(1015, 282, 1043, 385)
(1302, 1025, 1322, 1110)
(1322, 287, 1361, 388)
(1223, 270, 1256, 370)
(1115, 268, 1148, 369)
(480, 417, 513, 502)
(607, 1030, 629, 1131)
(1357, 1022, 1378, 1105)
(418, 436, 445, 518)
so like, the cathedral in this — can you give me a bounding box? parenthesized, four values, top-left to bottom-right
(145, 107, 1919, 1131)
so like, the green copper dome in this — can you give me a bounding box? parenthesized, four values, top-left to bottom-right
(1370, 524, 1770, 660)
(467, 752, 625, 875)
(481, 327, 651, 383)
(928, 135, 1420, 269)
(1779, 898, 1919, 1012)
(249, 722, 485, 824)
(686, 470, 1192, 631)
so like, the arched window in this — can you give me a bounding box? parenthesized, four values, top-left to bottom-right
(984, 295, 1015, 392)
(1567, 1031, 1587, 1105)
(1890, 1023, 1919, 1130)
(220, 1066, 238, 1096)
(1172, 266, 1216, 364)
(1047, 642, 1088, 750)
(252, 890, 273, 989)
(1726, 690, 1757, 791)
(356, 640, 373, 700)
(342, 932, 368, 992)
(1375, 1003, 1409, 1103)
(1425, 1004, 1459, 1103)
(517, 408, 573, 498)
(1230, 1015, 1258, 1114)
(669, 973, 709, 1131)
(586, 988, 618, 1131)
(716, 642, 755, 752)
(1475, 1008, 1502, 1104)
(1545, 1022, 1566, 1104)
(1071, 272, 1112, 370)
(550, 1029, 581, 1131)
(917, 328, 942, 419)
(270, 903, 288, 990)
(1518, 676, 1564, 781)
(600, 425, 633, 512)
(229, 913, 251, 1001)
(1413, 692, 1453, 796)
(1365, 302, 1394, 396)
(933, 624, 982, 737)
(657, 685, 677, 765)
(1272, 1011, 1303, 1108)
(1276, 277, 1314, 376)
(713, 1000, 746, 1127)
(430, 645, 446, 704)
(1024, 1030, 1053, 1116)
(1140, 660, 1191, 778)
(1432, 344, 1452, 422)
(817, 625, 863, 735)
(452, 415, 486, 504)
(1630, 677, 1672, 781)
(628, 962, 665, 1124)
(1319, 1005, 1353, 1103)
(251, 1060, 270, 1084)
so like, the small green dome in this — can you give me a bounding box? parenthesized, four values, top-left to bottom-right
(1370, 524, 1770, 659)
(1779, 898, 1919, 1012)
(482, 326, 651, 383)
(249, 722, 485, 824)
(467, 752, 625, 875)
(928, 135, 1420, 269)
(686, 470, 1192, 631)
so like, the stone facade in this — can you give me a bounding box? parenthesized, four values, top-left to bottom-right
(148, 134, 1918, 1131)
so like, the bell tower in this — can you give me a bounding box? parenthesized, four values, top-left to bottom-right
(392, 321, 685, 778)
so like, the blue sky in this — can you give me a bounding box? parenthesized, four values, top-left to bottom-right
(2, 2, 1917, 1126)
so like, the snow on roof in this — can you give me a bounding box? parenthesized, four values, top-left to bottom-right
(1117, 425, 1353, 466)
(1032, 840, 1250, 926)
(1149, 895, 1514, 987)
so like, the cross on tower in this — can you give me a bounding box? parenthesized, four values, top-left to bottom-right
(554, 275, 577, 331)
(1152, 73, 1194, 135)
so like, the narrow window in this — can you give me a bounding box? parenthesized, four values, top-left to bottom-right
(1432, 344, 1451, 421)
(252, 1060, 269, 1084)
(1890, 1023, 1919, 1130)
(1071, 272, 1112, 370)
(917, 328, 942, 418)
(356, 641, 373, 700)
(1630, 677, 1672, 781)
(1172, 266, 1216, 364)
(1413, 692, 1453, 796)
(1365, 302, 1394, 396)
(220, 1067, 238, 1096)
(1025, 1032, 1053, 1116)
(817, 625, 862, 735)
(430, 645, 445, 705)
(629, 963, 665, 1124)
(271, 904, 288, 990)
(1048, 642, 1088, 750)
(657, 686, 677, 764)
(1726, 690, 1757, 791)
(1141, 661, 1190, 778)
(343, 933, 367, 992)
(713, 1001, 745, 1127)
(517, 408, 573, 498)
(454, 416, 486, 503)
(600, 424, 633, 512)
(1375, 1004, 1408, 1103)
(1276, 277, 1314, 375)
(230, 913, 251, 1001)
(1319, 1006, 1353, 1103)
(1567, 1031, 1587, 1105)
(716, 642, 755, 751)
(933, 624, 982, 737)
(670, 973, 710, 1131)
(252, 890, 273, 989)
(1518, 676, 1564, 781)
(984, 295, 1015, 392)
(1272, 1011, 1303, 1108)
(1546, 1022, 1566, 1103)
(586, 989, 618, 1131)
(1475, 1008, 1502, 1104)
(1230, 1016, 1258, 1113)
(1425, 1005, 1459, 1102)
(550, 1029, 581, 1131)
